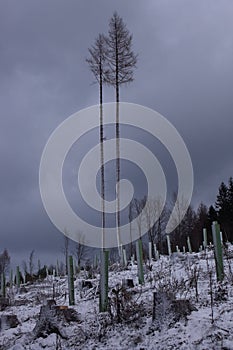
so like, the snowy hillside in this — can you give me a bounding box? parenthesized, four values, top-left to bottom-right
(1, 247, 233, 350)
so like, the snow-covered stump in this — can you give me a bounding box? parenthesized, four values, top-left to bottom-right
(152, 292, 197, 330)
(122, 278, 134, 288)
(99, 249, 109, 312)
(211, 221, 224, 282)
(0, 297, 9, 311)
(33, 300, 66, 339)
(68, 255, 75, 306)
(33, 299, 79, 339)
(0, 315, 20, 331)
(136, 239, 144, 285)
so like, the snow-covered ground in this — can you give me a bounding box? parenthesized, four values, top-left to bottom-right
(1, 247, 233, 350)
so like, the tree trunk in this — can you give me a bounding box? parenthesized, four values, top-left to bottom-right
(99, 62, 109, 312)
(115, 35, 121, 252)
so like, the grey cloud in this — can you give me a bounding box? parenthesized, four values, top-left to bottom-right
(0, 0, 232, 264)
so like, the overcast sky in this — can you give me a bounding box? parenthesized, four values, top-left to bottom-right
(1, 0, 233, 267)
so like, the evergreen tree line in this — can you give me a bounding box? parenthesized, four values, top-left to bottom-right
(135, 176, 233, 255)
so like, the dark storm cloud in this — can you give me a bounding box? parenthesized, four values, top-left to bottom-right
(0, 0, 233, 264)
(126, 0, 233, 206)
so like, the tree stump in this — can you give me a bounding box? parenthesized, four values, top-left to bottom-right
(19, 286, 28, 294)
(33, 299, 79, 339)
(122, 278, 134, 288)
(152, 292, 197, 330)
(0, 315, 20, 331)
(0, 297, 9, 311)
(82, 280, 93, 289)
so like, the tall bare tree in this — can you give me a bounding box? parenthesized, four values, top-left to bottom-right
(106, 12, 137, 248)
(146, 197, 168, 254)
(133, 198, 145, 239)
(62, 235, 69, 275)
(74, 231, 88, 267)
(132, 197, 168, 256)
(128, 200, 134, 257)
(86, 33, 108, 248)
(29, 249, 35, 276)
(87, 34, 109, 312)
